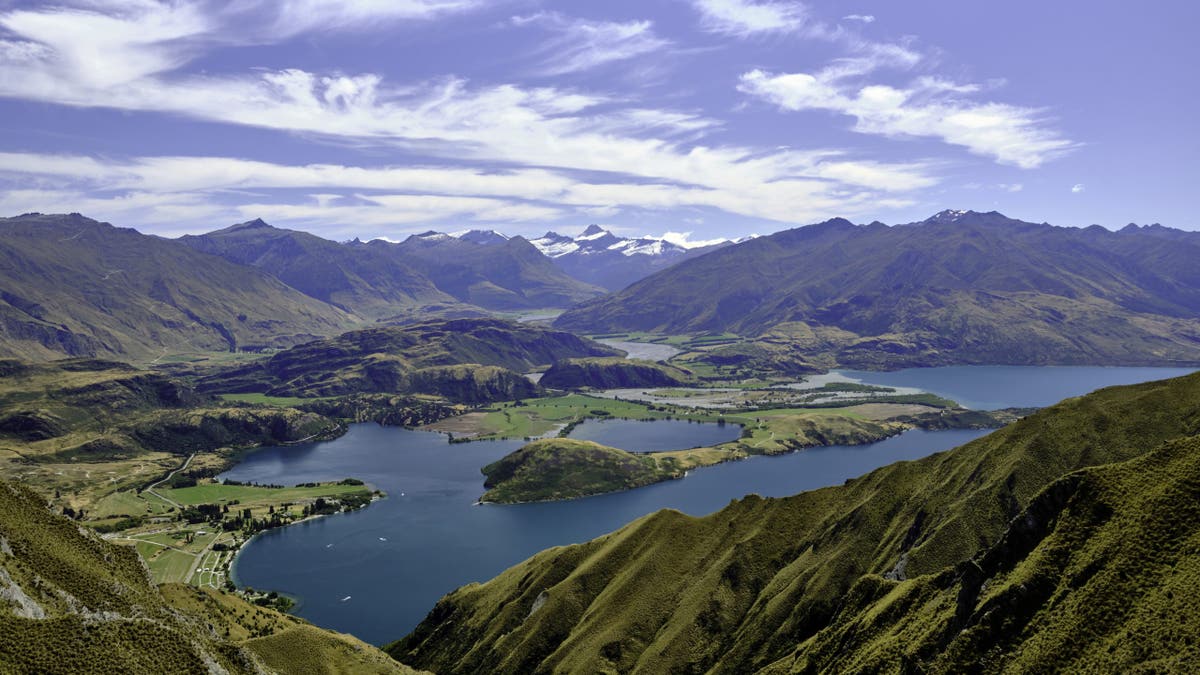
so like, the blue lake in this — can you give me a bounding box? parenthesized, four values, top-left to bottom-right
(224, 365, 1194, 645)
(224, 425, 985, 645)
(835, 365, 1196, 410)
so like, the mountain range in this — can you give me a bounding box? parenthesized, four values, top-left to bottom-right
(0, 213, 351, 362)
(6, 210, 1200, 371)
(0, 214, 709, 361)
(530, 224, 734, 291)
(556, 210, 1200, 368)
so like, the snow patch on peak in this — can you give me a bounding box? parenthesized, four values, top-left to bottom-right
(412, 230, 451, 241)
(657, 231, 729, 249)
(531, 235, 579, 257)
(454, 229, 511, 245)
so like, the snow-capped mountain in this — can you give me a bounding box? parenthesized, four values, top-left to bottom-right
(453, 229, 511, 246)
(383, 224, 735, 292)
(529, 225, 733, 291)
(530, 224, 713, 259)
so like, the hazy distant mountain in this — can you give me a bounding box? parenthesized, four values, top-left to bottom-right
(183, 220, 603, 316)
(530, 225, 734, 291)
(180, 219, 458, 320)
(360, 232, 605, 310)
(0, 213, 351, 361)
(556, 210, 1200, 367)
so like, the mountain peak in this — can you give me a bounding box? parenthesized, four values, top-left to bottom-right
(232, 217, 272, 230)
(581, 224, 607, 236)
(455, 229, 510, 246)
(922, 209, 1015, 226)
(927, 209, 974, 223)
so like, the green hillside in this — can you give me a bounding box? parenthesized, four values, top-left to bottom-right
(538, 357, 695, 389)
(200, 318, 621, 401)
(0, 213, 352, 362)
(0, 476, 420, 674)
(556, 211, 1200, 368)
(390, 370, 1200, 673)
(0, 358, 343, 522)
(480, 438, 678, 503)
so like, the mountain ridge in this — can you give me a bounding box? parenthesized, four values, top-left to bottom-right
(555, 210, 1200, 368)
(0, 213, 353, 362)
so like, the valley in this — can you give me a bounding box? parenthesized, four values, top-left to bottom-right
(225, 364, 1187, 644)
(3, 207, 1200, 672)
(2, 2, 1194, 670)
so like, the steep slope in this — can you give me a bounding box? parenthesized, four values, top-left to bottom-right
(200, 318, 621, 401)
(362, 232, 604, 309)
(390, 371, 1200, 673)
(0, 213, 351, 362)
(555, 211, 1200, 367)
(0, 477, 419, 674)
(532, 225, 731, 291)
(766, 435, 1200, 673)
(179, 219, 458, 320)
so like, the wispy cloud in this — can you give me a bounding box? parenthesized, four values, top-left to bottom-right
(0, 1, 1045, 234)
(265, 0, 484, 36)
(739, 58, 1076, 168)
(1072, 183, 1086, 193)
(842, 14, 875, 23)
(689, 0, 808, 37)
(511, 12, 670, 76)
(0, 1, 212, 88)
(0, 1, 943, 228)
(0, 149, 937, 231)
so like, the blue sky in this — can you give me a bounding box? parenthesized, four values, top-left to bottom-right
(0, 0, 1194, 241)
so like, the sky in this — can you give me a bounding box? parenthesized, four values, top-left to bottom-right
(0, 0, 1195, 241)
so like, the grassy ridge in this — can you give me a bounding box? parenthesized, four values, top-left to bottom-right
(389, 371, 1200, 673)
(766, 434, 1200, 672)
(538, 357, 695, 389)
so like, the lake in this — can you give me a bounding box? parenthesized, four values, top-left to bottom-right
(224, 425, 985, 645)
(225, 365, 1194, 645)
(833, 365, 1197, 409)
